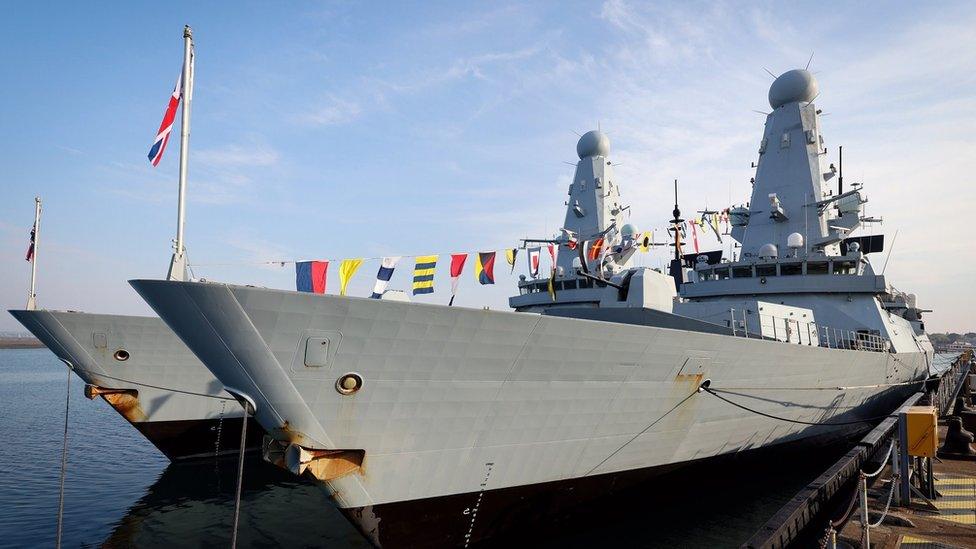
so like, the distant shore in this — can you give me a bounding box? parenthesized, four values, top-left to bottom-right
(0, 337, 44, 349)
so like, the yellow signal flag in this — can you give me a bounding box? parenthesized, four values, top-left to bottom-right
(338, 258, 364, 296)
(639, 231, 652, 252)
(505, 248, 518, 273)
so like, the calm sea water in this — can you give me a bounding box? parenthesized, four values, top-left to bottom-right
(0, 349, 848, 548)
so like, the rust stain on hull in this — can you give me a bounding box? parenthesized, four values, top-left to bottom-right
(674, 373, 704, 386)
(302, 449, 365, 481)
(84, 384, 147, 422)
(263, 436, 365, 482)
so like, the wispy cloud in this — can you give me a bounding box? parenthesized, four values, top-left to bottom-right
(101, 140, 284, 206)
(195, 143, 280, 167)
(298, 94, 362, 126)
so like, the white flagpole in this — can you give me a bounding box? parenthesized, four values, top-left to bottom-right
(167, 25, 193, 281)
(26, 197, 41, 310)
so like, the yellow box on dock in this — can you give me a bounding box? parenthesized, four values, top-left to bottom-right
(903, 406, 938, 458)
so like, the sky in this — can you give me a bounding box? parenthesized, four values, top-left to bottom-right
(1, 1, 974, 333)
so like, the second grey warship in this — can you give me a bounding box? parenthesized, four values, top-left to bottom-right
(9, 27, 264, 461)
(132, 68, 932, 546)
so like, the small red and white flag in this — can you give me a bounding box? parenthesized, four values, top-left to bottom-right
(528, 247, 541, 278)
(147, 70, 183, 166)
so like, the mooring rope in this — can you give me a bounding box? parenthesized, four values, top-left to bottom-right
(55, 364, 71, 549)
(230, 403, 250, 548)
(584, 388, 699, 476)
(702, 386, 894, 426)
(707, 378, 928, 392)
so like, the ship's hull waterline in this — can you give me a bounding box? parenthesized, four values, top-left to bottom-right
(132, 280, 928, 546)
(8, 309, 264, 460)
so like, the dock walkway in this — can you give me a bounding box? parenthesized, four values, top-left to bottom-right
(744, 351, 976, 548)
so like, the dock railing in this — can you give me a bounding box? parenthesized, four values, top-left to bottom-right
(728, 308, 891, 353)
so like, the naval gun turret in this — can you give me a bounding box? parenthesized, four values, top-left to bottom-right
(509, 131, 675, 313)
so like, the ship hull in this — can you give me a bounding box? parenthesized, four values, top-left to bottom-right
(336, 412, 897, 547)
(131, 280, 929, 545)
(8, 309, 264, 460)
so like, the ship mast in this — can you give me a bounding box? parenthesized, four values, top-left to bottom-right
(167, 25, 194, 281)
(26, 197, 41, 310)
(667, 179, 684, 289)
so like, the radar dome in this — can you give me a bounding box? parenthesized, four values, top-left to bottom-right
(768, 69, 818, 109)
(620, 223, 638, 238)
(758, 243, 778, 259)
(577, 130, 611, 159)
(787, 232, 804, 249)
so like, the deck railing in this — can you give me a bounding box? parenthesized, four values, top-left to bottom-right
(728, 308, 891, 352)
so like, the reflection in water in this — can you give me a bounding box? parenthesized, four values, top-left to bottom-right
(103, 444, 847, 548)
(104, 458, 369, 548)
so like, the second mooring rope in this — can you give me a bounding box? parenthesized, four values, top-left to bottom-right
(55, 362, 72, 549)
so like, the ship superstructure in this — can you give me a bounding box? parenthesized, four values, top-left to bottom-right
(511, 129, 676, 315)
(132, 69, 933, 547)
(673, 69, 933, 362)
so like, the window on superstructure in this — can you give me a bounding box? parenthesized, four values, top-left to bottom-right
(808, 262, 829, 275)
(564, 280, 578, 290)
(716, 267, 731, 280)
(757, 264, 776, 277)
(832, 260, 856, 275)
(732, 266, 752, 278)
(781, 263, 802, 276)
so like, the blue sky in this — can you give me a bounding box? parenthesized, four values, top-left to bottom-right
(2, 1, 974, 332)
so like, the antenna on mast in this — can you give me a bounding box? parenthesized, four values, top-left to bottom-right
(167, 24, 194, 282)
(838, 146, 843, 195)
(668, 179, 686, 289)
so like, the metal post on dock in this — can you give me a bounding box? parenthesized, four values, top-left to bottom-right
(859, 474, 870, 548)
(891, 440, 902, 506)
(926, 457, 935, 499)
(898, 413, 911, 505)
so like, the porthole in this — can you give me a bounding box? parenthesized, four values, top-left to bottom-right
(113, 349, 130, 362)
(335, 372, 363, 395)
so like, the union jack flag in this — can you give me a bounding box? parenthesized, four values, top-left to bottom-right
(147, 70, 183, 167)
(25, 227, 35, 262)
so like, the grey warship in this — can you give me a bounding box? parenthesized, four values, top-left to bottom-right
(131, 68, 933, 547)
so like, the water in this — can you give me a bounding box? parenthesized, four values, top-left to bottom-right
(0, 349, 848, 547)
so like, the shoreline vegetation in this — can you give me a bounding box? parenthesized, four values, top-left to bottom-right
(0, 337, 44, 349)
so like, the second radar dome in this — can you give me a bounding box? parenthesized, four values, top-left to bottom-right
(577, 130, 611, 159)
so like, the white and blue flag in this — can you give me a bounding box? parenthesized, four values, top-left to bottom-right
(370, 256, 401, 298)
